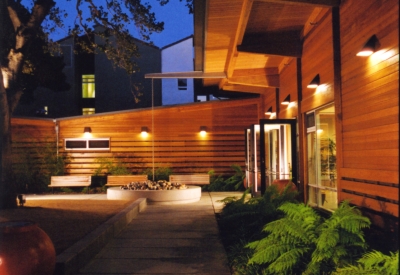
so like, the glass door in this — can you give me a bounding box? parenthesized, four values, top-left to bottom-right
(244, 128, 250, 189)
(260, 119, 297, 194)
(245, 124, 261, 197)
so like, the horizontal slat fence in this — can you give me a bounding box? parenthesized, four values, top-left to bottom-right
(12, 98, 260, 178)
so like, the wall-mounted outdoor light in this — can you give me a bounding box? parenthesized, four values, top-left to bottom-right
(265, 107, 273, 115)
(307, 74, 320, 88)
(281, 95, 290, 105)
(357, 35, 378, 56)
(83, 127, 92, 138)
(141, 126, 148, 134)
(200, 126, 207, 136)
(84, 127, 91, 134)
(141, 126, 149, 137)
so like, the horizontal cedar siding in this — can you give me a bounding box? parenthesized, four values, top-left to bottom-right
(339, 0, 399, 218)
(11, 98, 260, 177)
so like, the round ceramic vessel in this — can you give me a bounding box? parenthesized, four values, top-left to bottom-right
(0, 221, 56, 275)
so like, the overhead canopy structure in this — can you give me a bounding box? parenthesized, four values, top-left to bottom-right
(193, 0, 340, 93)
(145, 71, 226, 79)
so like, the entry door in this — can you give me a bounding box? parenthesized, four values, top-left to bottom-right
(260, 119, 297, 194)
(245, 124, 261, 197)
(244, 128, 251, 189)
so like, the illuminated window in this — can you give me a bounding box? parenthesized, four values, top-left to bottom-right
(82, 75, 95, 98)
(307, 104, 337, 211)
(82, 108, 95, 115)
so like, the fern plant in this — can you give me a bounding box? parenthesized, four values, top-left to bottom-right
(333, 250, 399, 275)
(246, 200, 371, 275)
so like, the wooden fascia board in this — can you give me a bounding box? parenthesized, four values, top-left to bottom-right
(238, 31, 303, 57)
(228, 70, 280, 88)
(255, 0, 340, 7)
(222, 84, 272, 94)
(232, 67, 279, 77)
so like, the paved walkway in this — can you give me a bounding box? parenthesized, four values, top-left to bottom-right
(70, 192, 241, 275)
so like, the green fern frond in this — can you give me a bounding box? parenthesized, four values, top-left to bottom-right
(266, 247, 309, 274)
(248, 242, 299, 265)
(333, 250, 399, 275)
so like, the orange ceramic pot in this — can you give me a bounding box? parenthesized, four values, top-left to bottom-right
(272, 179, 297, 193)
(0, 221, 56, 275)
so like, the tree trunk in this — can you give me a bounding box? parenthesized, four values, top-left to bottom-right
(0, 69, 17, 209)
(0, 0, 55, 209)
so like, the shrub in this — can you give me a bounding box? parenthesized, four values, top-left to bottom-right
(203, 164, 246, 191)
(93, 157, 130, 175)
(246, 200, 371, 275)
(333, 250, 399, 275)
(217, 184, 298, 273)
(12, 138, 69, 193)
(142, 165, 173, 181)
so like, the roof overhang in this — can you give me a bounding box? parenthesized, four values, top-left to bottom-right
(145, 71, 226, 79)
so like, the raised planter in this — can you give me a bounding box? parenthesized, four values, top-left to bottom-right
(107, 186, 201, 205)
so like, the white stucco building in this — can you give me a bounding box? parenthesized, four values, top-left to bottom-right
(161, 36, 194, 105)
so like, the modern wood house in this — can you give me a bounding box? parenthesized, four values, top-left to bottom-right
(191, 0, 398, 230)
(11, 0, 398, 235)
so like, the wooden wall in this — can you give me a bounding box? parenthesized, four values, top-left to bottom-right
(301, 10, 335, 113)
(11, 98, 260, 177)
(338, 0, 399, 221)
(279, 59, 299, 119)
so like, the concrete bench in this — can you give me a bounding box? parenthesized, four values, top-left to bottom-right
(169, 174, 210, 185)
(106, 175, 148, 186)
(49, 176, 92, 193)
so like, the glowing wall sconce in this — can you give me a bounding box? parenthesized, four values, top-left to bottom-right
(84, 127, 91, 134)
(356, 35, 378, 56)
(265, 107, 273, 115)
(281, 95, 290, 105)
(141, 126, 149, 137)
(200, 126, 207, 136)
(83, 127, 92, 138)
(307, 74, 320, 88)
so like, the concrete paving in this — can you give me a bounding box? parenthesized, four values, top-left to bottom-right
(71, 192, 242, 275)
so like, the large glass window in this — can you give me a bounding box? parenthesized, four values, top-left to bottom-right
(82, 75, 95, 98)
(307, 104, 337, 211)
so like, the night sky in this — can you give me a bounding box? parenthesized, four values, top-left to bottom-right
(22, 0, 194, 48)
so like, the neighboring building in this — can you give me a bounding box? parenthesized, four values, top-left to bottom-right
(161, 36, 194, 105)
(13, 34, 162, 118)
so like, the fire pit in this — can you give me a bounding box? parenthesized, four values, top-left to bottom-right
(107, 180, 201, 204)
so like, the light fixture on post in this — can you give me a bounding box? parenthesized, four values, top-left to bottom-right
(265, 107, 273, 115)
(307, 74, 320, 88)
(199, 126, 207, 136)
(356, 35, 378, 56)
(281, 95, 290, 105)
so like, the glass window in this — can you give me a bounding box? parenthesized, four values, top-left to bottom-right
(82, 108, 95, 115)
(307, 104, 337, 211)
(82, 75, 95, 98)
(178, 79, 187, 90)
